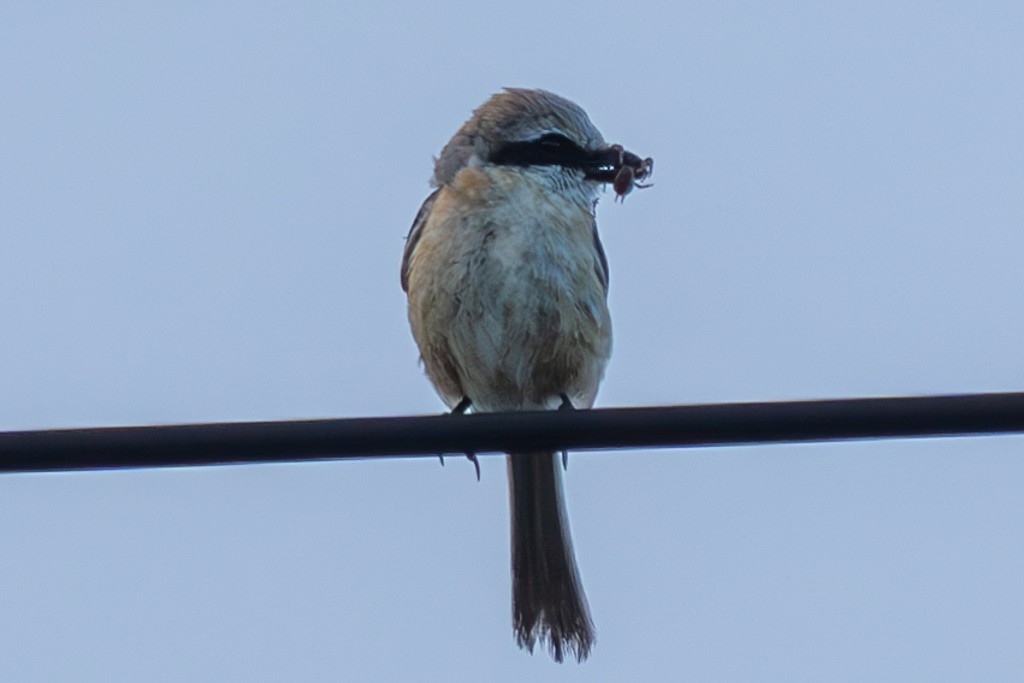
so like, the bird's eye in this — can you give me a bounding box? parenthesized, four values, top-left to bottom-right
(490, 133, 586, 168)
(537, 133, 573, 148)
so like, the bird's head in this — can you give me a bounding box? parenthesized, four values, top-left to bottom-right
(432, 88, 652, 201)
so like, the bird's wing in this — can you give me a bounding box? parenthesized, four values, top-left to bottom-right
(400, 188, 441, 293)
(592, 216, 610, 292)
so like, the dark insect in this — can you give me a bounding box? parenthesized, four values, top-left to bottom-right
(610, 144, 654, 202)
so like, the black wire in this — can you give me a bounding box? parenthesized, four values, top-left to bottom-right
(1, 392, 1022, 473)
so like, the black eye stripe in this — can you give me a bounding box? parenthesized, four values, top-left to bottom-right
(537, 133, 573, 148)
(490, 134, 591, 168)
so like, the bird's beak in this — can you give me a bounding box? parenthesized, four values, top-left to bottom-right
(583, 144, 654, 200)
(582, 145, 652, 183)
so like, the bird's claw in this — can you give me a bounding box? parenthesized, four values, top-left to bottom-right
(559, 393, 573, 469)
(437, 397, 480, 479)
(466, 451, 481, 481)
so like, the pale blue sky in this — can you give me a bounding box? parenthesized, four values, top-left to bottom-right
(1, 2, 1023, 681)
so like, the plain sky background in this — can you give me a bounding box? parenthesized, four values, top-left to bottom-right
(2, 2, 1023, 681)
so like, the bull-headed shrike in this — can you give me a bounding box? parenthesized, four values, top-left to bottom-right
(401, 88, 652, 663)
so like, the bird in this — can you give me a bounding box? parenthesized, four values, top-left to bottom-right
(400, 88, 652, 663)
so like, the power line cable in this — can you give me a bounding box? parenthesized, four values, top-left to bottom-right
(1, 392, 1022, 474)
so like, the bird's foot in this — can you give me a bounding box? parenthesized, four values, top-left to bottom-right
(558, 393, 573, 469)
(438, 396, 479, 479)
(466, 451, 481, 481)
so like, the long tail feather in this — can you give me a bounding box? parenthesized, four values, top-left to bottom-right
(507, 451, 595, 662)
